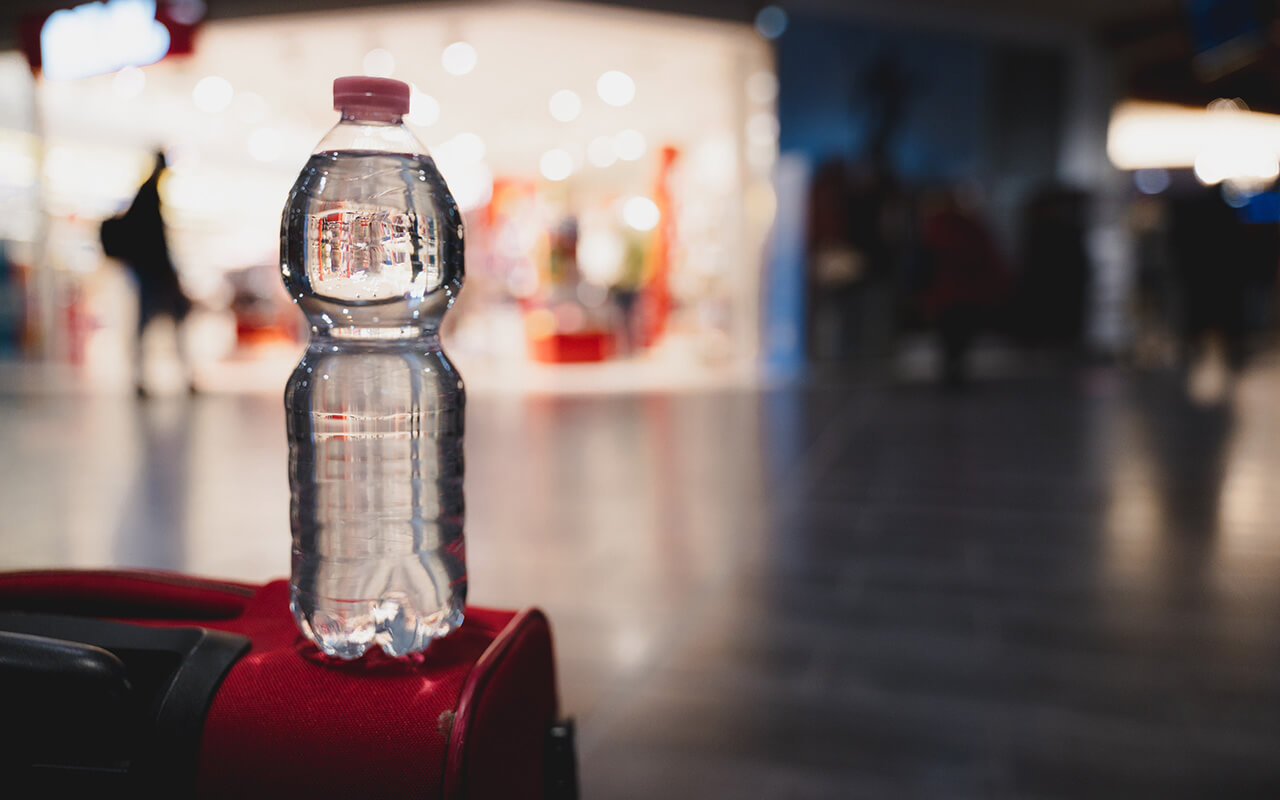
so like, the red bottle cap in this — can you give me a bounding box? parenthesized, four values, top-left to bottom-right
(333, 76, 411, 120)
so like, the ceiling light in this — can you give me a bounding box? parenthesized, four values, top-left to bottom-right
(442, 41, 477, 76)
(540, 148, 573, 181)
(597, 71, 635, 107)
(587, 136, 617, 168)
(755, 6, 788, 39)
(747, 71, 778, 104)
(614, 129, 646, 161)
(622, 196, 659, 231)
(549, 90, 581, 122)
(747, 112, 780, 144)
(193, 76, 233, 113)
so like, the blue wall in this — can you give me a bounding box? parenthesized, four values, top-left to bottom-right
(777, 15, 991, 182)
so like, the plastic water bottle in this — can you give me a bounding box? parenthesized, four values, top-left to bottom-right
(281, 76, 466, 659)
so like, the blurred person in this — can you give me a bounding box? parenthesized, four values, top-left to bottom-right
(916, 187, 1010, 387)
(806, 158, 863, 361)
(101, 150, 195, 397)
(1129, 192, 1180, 368)
(1167, 185, 1266, 402)
(0, 241, 21, 355)
(612, 229, 649, 355)
(1013, 186, 1090, 350)
(804, 54, 913, 367)
(806, 160, 900, 364)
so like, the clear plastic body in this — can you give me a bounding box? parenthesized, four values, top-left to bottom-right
(282, 112, 465, 659)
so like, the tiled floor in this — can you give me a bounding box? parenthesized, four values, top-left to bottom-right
(4, 357, 1280, 797)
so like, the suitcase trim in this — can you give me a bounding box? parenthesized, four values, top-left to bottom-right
(0, 569, 257, 597)
(0, 569, 256, 620)
(443, 606, 554, 799)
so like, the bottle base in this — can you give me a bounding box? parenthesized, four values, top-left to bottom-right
(291, 591, 465, 660)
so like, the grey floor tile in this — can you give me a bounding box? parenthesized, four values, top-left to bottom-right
(7, 360, 1280, 795)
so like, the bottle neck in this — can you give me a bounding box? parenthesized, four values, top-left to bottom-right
(340, 110, 403, 124)
(313, 115, 426, 156)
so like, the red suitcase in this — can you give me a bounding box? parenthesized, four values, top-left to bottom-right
(0, 569, 576, 800)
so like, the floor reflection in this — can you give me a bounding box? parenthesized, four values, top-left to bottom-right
(4, 360, 1280, 796)
(114, 399, 191, 569)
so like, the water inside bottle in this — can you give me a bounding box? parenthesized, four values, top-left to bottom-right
(283, 148, 466, 660)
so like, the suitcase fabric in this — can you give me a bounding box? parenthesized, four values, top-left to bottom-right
(0, 569, 561, 799)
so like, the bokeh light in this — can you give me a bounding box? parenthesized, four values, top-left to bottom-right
(442, 41, 477, 76)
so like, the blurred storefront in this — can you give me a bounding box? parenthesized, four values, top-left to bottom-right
(0, 1, 777, 391)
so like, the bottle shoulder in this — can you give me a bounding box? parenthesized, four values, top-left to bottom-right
(312, 117, 429, 157)
(286, 151, 460, 222)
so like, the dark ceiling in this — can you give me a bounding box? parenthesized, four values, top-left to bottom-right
(8, 0, 1280, 112)
(0, 0, 1180, 42)
(1103, 1, 1280, 113)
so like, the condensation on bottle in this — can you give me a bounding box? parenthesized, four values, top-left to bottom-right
(281, 76, 466, 660)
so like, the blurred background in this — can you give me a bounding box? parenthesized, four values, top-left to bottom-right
(5, 0, 1280, 796)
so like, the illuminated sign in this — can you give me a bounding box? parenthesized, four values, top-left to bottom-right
(20, 0, 202, 80)
(41, 0, 170, 80)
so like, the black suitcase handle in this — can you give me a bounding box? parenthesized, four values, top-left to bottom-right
(0, 613, 249, 797)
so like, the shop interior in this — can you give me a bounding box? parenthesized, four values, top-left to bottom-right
(0, 1, 777, 393)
